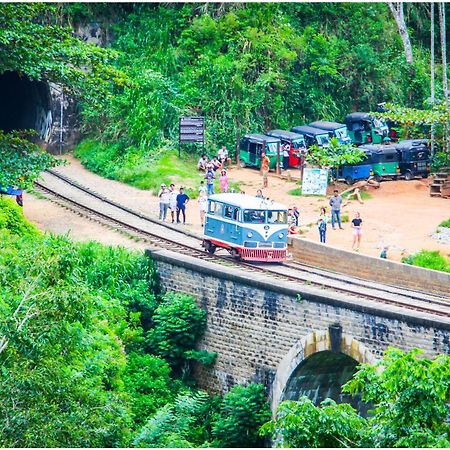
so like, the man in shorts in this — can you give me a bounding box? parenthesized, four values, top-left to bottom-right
(260, 152, 270, 188)
(168, 183, 179, 223)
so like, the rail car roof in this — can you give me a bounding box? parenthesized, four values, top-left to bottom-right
(345, 112, 371, 122)
(291, 125, 330, 136)
(309, 121, 347, 131)
(208, 193, 287, 210)
(243, 133, 281, 144)
(266, 129, 304, 140)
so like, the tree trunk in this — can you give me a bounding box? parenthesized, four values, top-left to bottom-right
(388, 2, 414, 65)
(431, 2, 435, 154)
(439, 2, 449, 154)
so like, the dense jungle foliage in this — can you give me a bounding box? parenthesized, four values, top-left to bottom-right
(69, 2, 449, 181)
(0, 197, 271, 447)
(0, 3, 449, 186)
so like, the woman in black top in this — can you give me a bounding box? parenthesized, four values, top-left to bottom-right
(351, 212, 363, 251)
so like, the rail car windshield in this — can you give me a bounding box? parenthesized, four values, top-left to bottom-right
(268, 211, 288, 224)
(242, 209, 288, 224)
(243, 210, 266, 223)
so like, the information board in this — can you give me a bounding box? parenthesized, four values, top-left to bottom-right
(301, 168, 329, 196)
(179, 117, 205, 143)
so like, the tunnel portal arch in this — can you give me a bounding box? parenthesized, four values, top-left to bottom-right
(0, 71, 53, 141)
(271, 327, 377, 415)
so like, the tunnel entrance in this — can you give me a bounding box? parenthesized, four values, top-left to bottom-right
(282, 350, 369, 416)
(0, 71, 52, 139)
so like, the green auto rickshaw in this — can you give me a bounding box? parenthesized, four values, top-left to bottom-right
(361, 144, 400, 182)
(345, 112, 389, 145)
(239, 134, 280, 170)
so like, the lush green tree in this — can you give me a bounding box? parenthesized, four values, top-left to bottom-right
(0, 131, 60, 189)
(123, 352, 181, 427)
(212, 383, 271, 448)
(306, 138, 366, 173)
(133, 390, 217, 448)
(263, 348, 450, 448)
(146, 292, 216, 373)
(261, 397, 366, 448)
(344, 347, 450, 448)
(0, 197, 40, 236)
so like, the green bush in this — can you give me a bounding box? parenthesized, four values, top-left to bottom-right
(402, 250, 450, 273)
(212, 384, 271, 448)
(123, 352, 181, 427)
(145, 293, 211, 372)
(438, 218, 450, 228)
(0, 197, 40, 236)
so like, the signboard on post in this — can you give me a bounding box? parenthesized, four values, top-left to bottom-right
(301, 168, 329, 196)
(179, 116, 205, 156)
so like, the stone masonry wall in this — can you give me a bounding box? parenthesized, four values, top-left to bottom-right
(148, 249, 450, 407)
(288, 236, 450, 296)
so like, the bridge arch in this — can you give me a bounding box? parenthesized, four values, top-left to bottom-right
(271, 326, 377, 414)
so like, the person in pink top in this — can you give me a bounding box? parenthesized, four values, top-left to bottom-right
(219, 169, 229, 193)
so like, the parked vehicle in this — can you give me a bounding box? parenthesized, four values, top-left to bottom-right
(266, 129, 306, 169)
(333, 149, 373, 185)
(203, 193, 288, 262)
(360, 144, 400, 182)
(0, 185, 23, 206)
(345, 112, 389, 145)
(239, 134, 280, 170)
(396, 139, 430, 180)
(309, 121, 352, 144)
(291, 125, 330, 148)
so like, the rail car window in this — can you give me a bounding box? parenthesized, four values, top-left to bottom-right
(208, 201, 216, 214)
(224, 205, 239, 220)
(243, 209, 266, 223)
(268, 211, 288, 224)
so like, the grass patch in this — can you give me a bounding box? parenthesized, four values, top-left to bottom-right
(288, 187, 302, 196)
(402, 250, 450, 273)
(438, 218, 450, 228)
(341, 213, 349, 223)
(74, 139, 237, 198)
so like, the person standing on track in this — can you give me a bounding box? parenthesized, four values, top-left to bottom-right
(176, 187, 190, 224)
(168, 183, 178, 223)
(158, 183, 170, 221)
(260, 152, 270, 188)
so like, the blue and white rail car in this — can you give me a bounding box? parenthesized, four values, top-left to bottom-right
(202, 193, 288, 262)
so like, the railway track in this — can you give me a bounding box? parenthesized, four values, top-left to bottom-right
(34, 169, 450, 318)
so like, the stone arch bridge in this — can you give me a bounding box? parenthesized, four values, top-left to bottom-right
(147, 249, 450, 412)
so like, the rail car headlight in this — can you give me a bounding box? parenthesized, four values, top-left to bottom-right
(278, 233, 284, 238)
(247, 232, 253, 238)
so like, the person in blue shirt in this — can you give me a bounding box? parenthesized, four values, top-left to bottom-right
(176, 187, 190, 224)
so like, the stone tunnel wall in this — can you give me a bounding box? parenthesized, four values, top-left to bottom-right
(147, 249, 450, 407)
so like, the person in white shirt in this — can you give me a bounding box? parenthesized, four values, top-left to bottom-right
(218, 145, 231, 168)
(168, 183, 179, 223)
(197, 154, 209, 171)
(198, 190, 208, 227)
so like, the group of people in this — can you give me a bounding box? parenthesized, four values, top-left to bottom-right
(316, 190, 363, 251)
(157, 183, 190, 224)
(199, 146, 233, 196)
